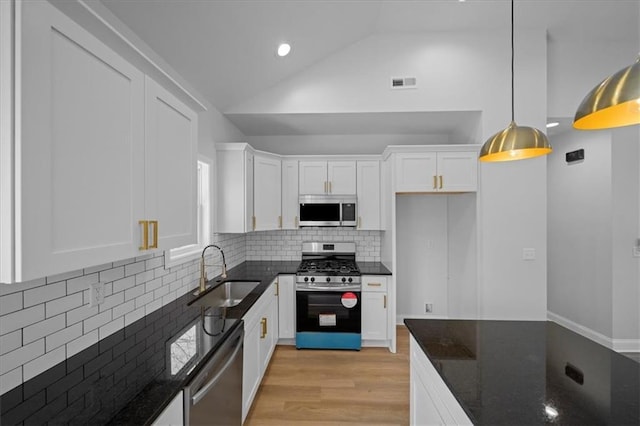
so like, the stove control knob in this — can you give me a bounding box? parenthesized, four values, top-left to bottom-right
(326, 277, 331, 283)
(348, 277, 353, 283)
(341, 277, 347, 283)
(310, 277, 315, 282)
(304, 277, 309, 282)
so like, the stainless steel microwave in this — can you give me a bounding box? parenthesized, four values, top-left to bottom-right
(298, 195, 357, 227)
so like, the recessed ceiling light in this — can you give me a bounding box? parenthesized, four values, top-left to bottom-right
(277, 43, 291, 57)
(546, 122, 560, 128)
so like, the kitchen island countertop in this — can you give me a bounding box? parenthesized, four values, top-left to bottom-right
(404, 318, 640, 426)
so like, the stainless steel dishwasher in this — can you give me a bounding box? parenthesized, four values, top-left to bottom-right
(184, 322, 244, 425)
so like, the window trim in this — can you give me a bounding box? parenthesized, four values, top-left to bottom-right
(165, 155, 212, 268)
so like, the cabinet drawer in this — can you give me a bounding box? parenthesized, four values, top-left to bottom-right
(362, 276, 387, 292)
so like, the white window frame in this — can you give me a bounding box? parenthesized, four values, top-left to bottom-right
(165, 156, 212, 268)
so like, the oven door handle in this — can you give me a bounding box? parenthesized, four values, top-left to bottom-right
(296, 285, 361, 292)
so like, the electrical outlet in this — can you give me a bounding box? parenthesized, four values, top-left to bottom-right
(425, 303, 433, 313)
(522, 248, 536, 261)
(90, 283, 105, 307)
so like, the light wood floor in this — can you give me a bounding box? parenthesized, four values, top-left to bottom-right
(244, 326, 410, 426)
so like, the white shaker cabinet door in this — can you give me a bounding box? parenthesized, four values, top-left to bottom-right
(299, 161, 327, 195)
(14, 0, 145, 282)
(254, 154, 282, 231)
(277, 275, 296, 339)
(281, 160, 299, 229)
(436, 151, 478, 192)
(327, 161, 356, 194)
(394, 153, 438, 193)
(145, 76, 198, 250)
(356, 161, 381, 230)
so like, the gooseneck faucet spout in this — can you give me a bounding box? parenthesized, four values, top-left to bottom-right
(199, 244, 227, 294)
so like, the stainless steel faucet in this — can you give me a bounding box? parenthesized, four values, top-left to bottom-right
(199, 244, 227, 294)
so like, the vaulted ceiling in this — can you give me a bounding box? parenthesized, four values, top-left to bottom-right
(99, 0, 638, 141)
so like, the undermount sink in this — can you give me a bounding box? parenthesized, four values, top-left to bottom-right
(190, 280, 260, 308)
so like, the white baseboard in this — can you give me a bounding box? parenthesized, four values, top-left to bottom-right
(547, 311, 640, 353)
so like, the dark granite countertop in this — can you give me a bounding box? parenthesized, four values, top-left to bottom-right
(404, 319, 640, 426)
(357, 262, 392, 275)
(0, 261, 298, 426)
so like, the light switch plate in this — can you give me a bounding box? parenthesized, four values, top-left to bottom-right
(522, 248, 536, 261)
(90, 282, 105, 307)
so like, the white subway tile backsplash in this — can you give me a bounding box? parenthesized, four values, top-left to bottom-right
(145, 277, 162, 293)
(24, 281, 65, 308)
(145, 299, 162, 315)
(46, 323, 82, 352)
(99, 317, 124, 340)
(145, 257, 164, 270)
(0, 330, 22, 356)
(98, 291, 124, 313)
(83, 310, 112, 333)
(0, 304, 45, 335)
(134, 292, 154, 309)
(113, 276, 136, 293)
(125, 261, 145, 277)
(66, 304, 99, 326)
(23, 314, 66, 345)
(0, 292, 22, 316)
(47, 292, 84, 319)
(135, 270, 155, 285)
(124, 307, 145, 326)
(112, 300, 135, 320)
(0, 367, 22, 395)
(66, 330, 98, 357)
(0, 339, 44, 375)
(23, 346, 65, 381)
(66, 273, 99, 295)
(124, 285, 145, 302)
(99, 266, 125, 283)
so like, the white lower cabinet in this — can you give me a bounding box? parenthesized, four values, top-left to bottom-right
(410, 335, 473, 426)
(242, 280, 278, 423)
(152, 390, 183, 426)
(361, 276, 388, 342)
(277, 275, 296, 340)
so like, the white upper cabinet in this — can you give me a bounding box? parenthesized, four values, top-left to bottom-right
(299, 161, 356, 195)
(216, 144, 254, 233)
(145, 76, 198, 249)
(254, 153, 282, 231)
(356, 161, 381, 230)
(1, 1, 200, 283)
(281, 160, 299, 229)
(395, 151, 477, 193)
(4, 0, 146, 282)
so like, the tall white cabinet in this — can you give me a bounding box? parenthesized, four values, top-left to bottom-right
(281, 160, 299, 229)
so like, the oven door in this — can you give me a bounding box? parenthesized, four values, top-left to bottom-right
(296, 290, 361, 333)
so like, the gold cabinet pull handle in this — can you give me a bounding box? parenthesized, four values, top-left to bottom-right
(149, 220, 158, 249)
(329, 181, 332, 193)
(252, 215, 256, 231)
(433, 175, 437, 189)
(384, 295, 387, 309)
(439, 175, 443, 189)
(368, 282, 382, 287)
(260, 318, 267, 338)
(275, 280, 279, 296)
(294, 215, 298, 228)
(358, 216, 362, 229)
(139, 220, 149, 250)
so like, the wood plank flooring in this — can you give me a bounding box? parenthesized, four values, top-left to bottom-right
(244, 326, 410, 426)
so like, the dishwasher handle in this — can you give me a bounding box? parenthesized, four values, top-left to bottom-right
(191, 334, 243, 406)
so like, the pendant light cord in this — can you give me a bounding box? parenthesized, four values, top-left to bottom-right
(511, 0, 515, 123)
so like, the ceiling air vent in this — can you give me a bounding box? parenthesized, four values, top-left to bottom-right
(390, 76, 417, 90)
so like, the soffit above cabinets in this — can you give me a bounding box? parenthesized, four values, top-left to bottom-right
(225, 111, 481, 138)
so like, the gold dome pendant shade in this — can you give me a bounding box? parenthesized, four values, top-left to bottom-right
(479, 0, 552, 162)
(479, 121, 552, 162)
(573, 57, 640, 130)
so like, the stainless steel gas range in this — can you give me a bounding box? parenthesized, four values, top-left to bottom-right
(295, 242, 362, 350)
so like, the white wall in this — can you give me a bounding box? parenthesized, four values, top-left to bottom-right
(548, 126, 640, 350)
(548, 131, 614, 338)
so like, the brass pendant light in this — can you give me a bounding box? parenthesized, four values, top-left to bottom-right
(573, 57, 640, 130)
(479, 0, 552, 162)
